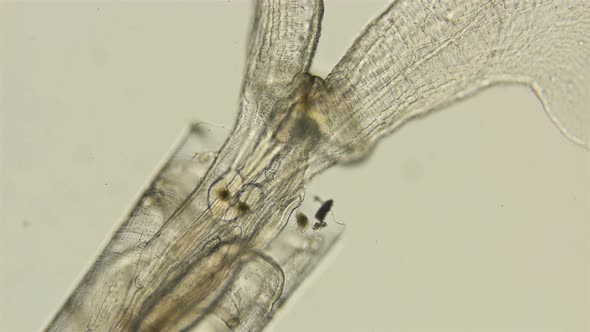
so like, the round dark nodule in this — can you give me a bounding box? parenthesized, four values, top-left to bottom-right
(237, 201, 251, 213)
(296, 211, 309, 230)
(216, 188, 231, 201)
(226, 316, 240, 328)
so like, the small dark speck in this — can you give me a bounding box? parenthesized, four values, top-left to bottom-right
(21, 219, 29, 228)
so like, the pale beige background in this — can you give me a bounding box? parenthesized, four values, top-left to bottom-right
(1, 1, 589, 332)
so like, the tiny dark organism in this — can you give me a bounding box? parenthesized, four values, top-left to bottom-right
(314, 199, 333, 223)
(236, 201, 250, 214)
(295, 211, 309, 231)
(216, 188, 231, 201)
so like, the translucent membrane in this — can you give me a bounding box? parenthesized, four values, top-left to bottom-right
(319, 0, 590, 163)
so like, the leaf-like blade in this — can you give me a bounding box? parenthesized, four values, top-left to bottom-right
(319, 0, 589, 162)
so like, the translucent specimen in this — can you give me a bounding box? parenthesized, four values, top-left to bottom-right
(318, 0, 590, 163)
(46, 0, 589, 331)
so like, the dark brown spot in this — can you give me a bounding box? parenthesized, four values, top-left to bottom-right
(237, 201, 250, 213)
(296, 212, 309, 230)
(216, 188, 231, 201)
